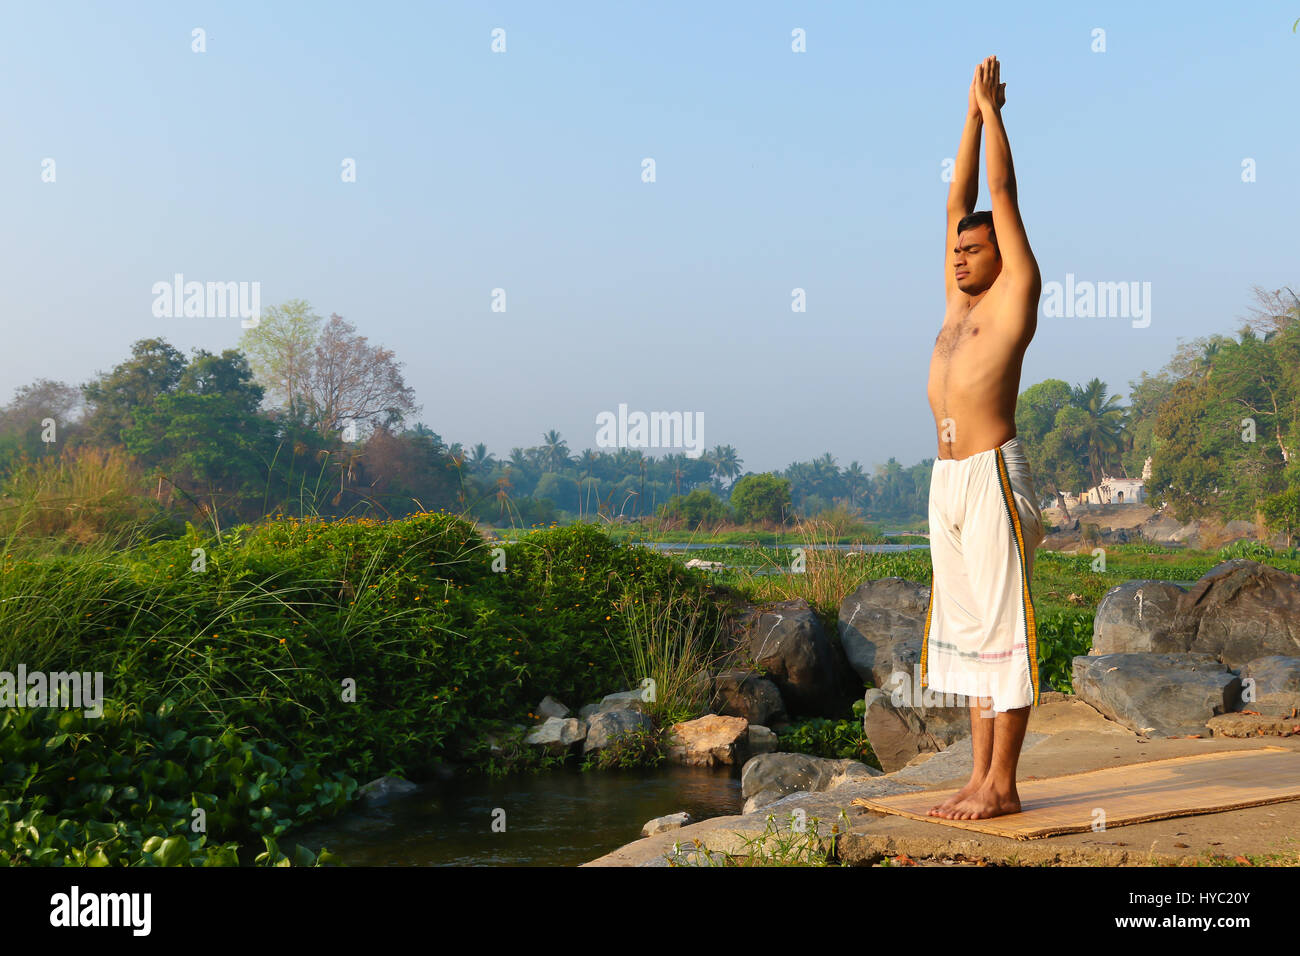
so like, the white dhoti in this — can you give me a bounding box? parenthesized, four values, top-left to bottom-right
(919, 435, 1046, 712)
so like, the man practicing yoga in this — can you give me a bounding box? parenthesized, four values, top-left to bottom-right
(922, 56, 1046, 821)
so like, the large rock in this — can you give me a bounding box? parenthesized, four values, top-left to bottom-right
(838, 577, 930, 689)
(745, 599, 860, 716)
(584, 710, 654, 754)
(1239, 656, 1300, 716)
(1091, 580, 1191, 654)
(524, 716, 587, 755)
(1178, 560, 1300, 668)
(861, 687, 971, 773)
(1072, 652, 1240, 737)
(665, 715, 750, 767)
(838, 579, 970, 770)
(711, 670, 788, 726)
(739, 752, 881, 814)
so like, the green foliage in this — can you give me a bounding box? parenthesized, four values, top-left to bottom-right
(1260, 486, 1300, 546)
(730, 474, 793, 526)
(0, 700, 353, 866)
(779, 700, 878, 768)
(1035, 609, 1094, 693)
(659, 488, 731, 529)
(1216, 538, 1298, 562)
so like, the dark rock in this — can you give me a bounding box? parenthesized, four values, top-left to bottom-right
(711, 669, 788, 726)
(744, 598, 859, 717)
(1178, 560, 1300, 668)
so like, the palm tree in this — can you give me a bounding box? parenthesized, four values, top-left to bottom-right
(467, 442, 496, 475)
(1071, 379, 1128, 488)
(540, 430, 571, 472)
(707, 444, 743, 487)
(845, 461, 868, 508)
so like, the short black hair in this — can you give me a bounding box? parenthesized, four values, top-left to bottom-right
(957, 210, 999, 258)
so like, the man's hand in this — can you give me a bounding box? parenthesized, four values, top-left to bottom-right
(971, 56, 1005, 114)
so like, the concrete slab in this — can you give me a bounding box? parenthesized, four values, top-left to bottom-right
(582, 694, 1300, 867)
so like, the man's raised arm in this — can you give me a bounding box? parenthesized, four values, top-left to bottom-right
(976, 57, 1039, 290)
(945, 61, 997, 299)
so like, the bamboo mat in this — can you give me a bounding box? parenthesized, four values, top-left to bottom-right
(851, 747, 1300, 840)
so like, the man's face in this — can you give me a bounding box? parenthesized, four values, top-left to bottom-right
(954, 225, 1001, 294)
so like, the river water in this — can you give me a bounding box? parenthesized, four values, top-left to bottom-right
(296, 764, 744, 866)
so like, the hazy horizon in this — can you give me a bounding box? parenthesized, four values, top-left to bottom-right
(6, 1, 1298, 474)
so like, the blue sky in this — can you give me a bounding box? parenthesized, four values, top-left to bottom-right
(5, 1, 1298, 473)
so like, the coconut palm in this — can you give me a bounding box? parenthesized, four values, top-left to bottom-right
(1070, 378, 1128, 488)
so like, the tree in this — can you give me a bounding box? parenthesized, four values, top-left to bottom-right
(0, 378, 84, 465)
(1149, 377, 1222, 520)
(706, 444, 743, 487)
(307, 314, 418, 438)
(123, 349, 273, 524)
(1070, 378, 1128, 487)
(660, 487, 730, 529)
(81, 339, 187, 445)
(539, 431, 571, 472)
(730, 473, 793, 526)
(237, 299, 322, 411)
(1038, 406, 1093, 517)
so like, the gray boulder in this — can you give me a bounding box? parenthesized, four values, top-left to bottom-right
(838, 579, 970, 769)
(537, 695, 570, 719)
(1072, 652, 1240, 737)
(583, 709, 654, 754)
(739, 752, 881, 814)
(358, 776, 418, 806)
(747, 725, 779, 755)
(1091, 580, 1191, 654)
(838, 577, 930, 689)
(641, 812, 694, 837)
(524, 716, 587, 755)
(861, 687, 971, 772)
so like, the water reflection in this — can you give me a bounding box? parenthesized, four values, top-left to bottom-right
(297, 764, 744, 867)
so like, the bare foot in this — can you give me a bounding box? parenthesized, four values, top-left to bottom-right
(927, 776, 986, 817)
(945, 783, 1021, 820)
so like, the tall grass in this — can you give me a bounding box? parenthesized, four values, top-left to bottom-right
(606, 578, 730, 726)
(0, 446, 164, 545)
(731, 518, 931, 619)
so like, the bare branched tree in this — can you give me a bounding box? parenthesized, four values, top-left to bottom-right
(307, 314, 419, 438)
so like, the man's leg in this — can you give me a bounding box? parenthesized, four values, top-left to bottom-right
(944, 703, 1029, 819)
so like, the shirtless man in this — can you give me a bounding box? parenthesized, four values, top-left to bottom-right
(921, 56, 1046, 820)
